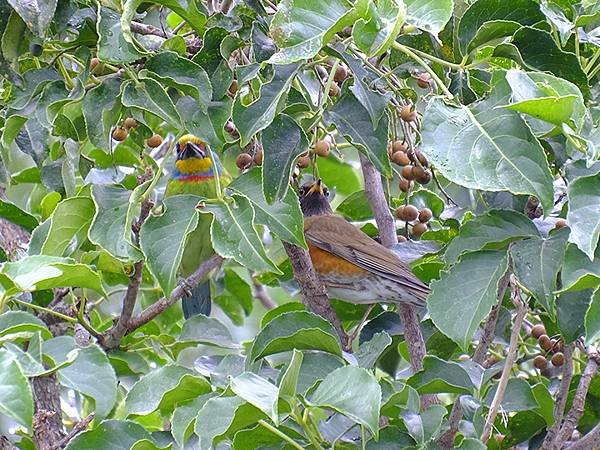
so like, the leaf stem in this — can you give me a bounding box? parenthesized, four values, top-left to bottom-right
(391, 42, 454, 99)
(11, 298, 78, 323)
(400, 44, 462, 70)
(258, 420, 304, 450)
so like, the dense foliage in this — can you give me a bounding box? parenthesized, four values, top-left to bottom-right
(0, 0, 599, 449)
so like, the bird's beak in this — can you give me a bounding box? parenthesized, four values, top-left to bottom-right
(178, 142, 206, 160)
(308, 179, 324, 195)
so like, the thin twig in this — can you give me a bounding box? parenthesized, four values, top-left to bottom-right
(253, 282, 276, 309)
(565, 421, 600, 450)
(542, 344, 575, 448)
(52, 413, 95, 450)
(481, 275, 527, 443)
(127, 255, 224, 333)
(130, 21, 173, 39)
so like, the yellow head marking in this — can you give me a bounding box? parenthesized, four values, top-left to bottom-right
(175, 157, 213, 174)
(178, 134, 205, 147)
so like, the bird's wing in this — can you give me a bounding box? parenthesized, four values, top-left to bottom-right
(304, 216, 429, 298)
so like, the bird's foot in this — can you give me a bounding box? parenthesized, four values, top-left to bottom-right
(344, 303, 376, 352)
(180, 279, 193, 297)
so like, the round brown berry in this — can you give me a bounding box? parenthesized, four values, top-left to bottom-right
(392, 140, 407, 153)
(531, 324, 546, 339)
(399, 179, 412, 192)
(146, 134, 162, 148)
(392, 151, 410, 166)
(397, 235, 407, 243)
(314, 140, 330, 157)
(395, 206, 405, 219)
(458, 354, 470, 361)
(253, 149, 263, 166)
(411, 165, 426, 180)
(418, 208, 432, 223)
(236, 153, 253, 170)
(228, 79, 238, 96)
(555, 219, 568, 229)
(401, 165, 414, 180)
(539, 334, 553, 352)
(400, 105, 417, 122)
(297, 155, 311, 169)
(401, 205, 418, 222)
(412, 222, 427, 237)
(123, 117, 137, 129)
(533, 355, 548, 370)
(415, 150, 429, 167)
(334, 65, 348, 82)
(551, 352, 564, 367)
(415, 169, 432, 185)
(416, 73, 432, 89)
(329, 82, 340, 97)
(112, 127, 128, 142)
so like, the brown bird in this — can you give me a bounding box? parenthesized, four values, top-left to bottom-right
(299, 179, 429, 344)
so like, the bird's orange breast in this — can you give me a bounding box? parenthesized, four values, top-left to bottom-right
(307, 242, 368, 276)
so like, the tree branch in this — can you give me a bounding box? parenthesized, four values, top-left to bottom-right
(254, 282, 276, 310)
(52, 413, 95, 450)
(439, 272, 510, 449)
(542, 344, 575, 449)
(481, 276, 527, 443)
(554, 352, 599, 448)
(282, 242, 348, 346)
(565, 421, 600, 450)
(130, 21, 173, 39)
(126, 254, 224, 333)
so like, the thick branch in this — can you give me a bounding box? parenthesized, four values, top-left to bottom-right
(565, 421, 600, 450)
(127, 255, 223, 333)
(554, 353, 599, 448)
(282, 242, 347, 344)
(542, 344, 575, 449)
(481, 278, 527, 443)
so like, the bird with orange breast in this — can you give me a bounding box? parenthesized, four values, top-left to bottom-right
(298, 179, 429, 345)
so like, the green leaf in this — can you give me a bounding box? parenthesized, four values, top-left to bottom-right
(200, 195, 279, 273)
(556, 289, 591, 343)
(260, 114, 309, 203)
(125, 365, 211, 416)
(421, 72, 554, 212)
(323, 91, 392, 178)
(179, 95, 233, 150)
(316, 156, 362, 196)
(122, 78, 181, 128)
(404, 0, 453, 36)
(140, 195, 200, 297)
(96, 6, 144, 64)
(407, 356, 475, 394)
(457, 0, 543, 55)
(484, 378, 539, 412)
(40, 197, 95, 256)
(355, 331, 392, 369)
(561, 244, 600, 291)
(179, 314, 239, 349)
(144, 51, 212, 106)
(466, 20, 522, 53)
(505, 96, 579, 127)
(336, 190, 373, 221)
(89, 185, 141, 261)
(2, 344, 45, 377)
(567, 174, 600, 260)
(7, 0, 56, 36)
(279, 349, 304, 399)
(401, 405, 447, 444)
(65, 420, 152, 450)
(44, 337, 117, 417)
(229, 168, 306, 247)
(310, 366, 382, 438)
(231, 372, 279, 424)
(353, 0, 406, 57)
(249, 311, 342, 361)
(171, 393, 215, 448)
(145, 0, 206, 35)
(0, 199, 38, 231)
(510, 230, 568, 317)
(510, 27, 590, 99)
(232, 63, 300, 147)
(445, 210, 538, 264)
(269, 0, 367, 63)
(0, 255, 106, 297)
(429, 250, 509, 349)
(195, 396, 264, 450)
(0, 311, 51, 340)
(83, 77, 122, 150)
(585, 288, 600, 345)
(0, 350, 33, 428)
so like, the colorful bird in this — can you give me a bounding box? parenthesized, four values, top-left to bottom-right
(165, 134, 231, 317)
(298, 179, 429, 344)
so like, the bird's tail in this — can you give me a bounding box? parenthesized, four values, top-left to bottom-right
(182, 280, 211, 318)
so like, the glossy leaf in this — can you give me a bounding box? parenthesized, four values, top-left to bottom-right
(97, 6, 144, 63)
(231, 372, 279, 424)
(65, 420, 152, 450)
(355, 331, 392, 369)
(0, 351, 33, 428)
(229, 168, 306, 247)
(279, 349, 304, 399)
(171, 393, 215, 448)
(407, 356, 475, 394)
(310, 366, 382, 437)
(567, 174, 600, 260)
(122, 78, 181, 128)
(402, 405, 447, 444)
(561, 244, 600, 291)
(404, 0, 453, 36)
(0, 199, 38, 231)
(421, 73, 554, 212)
(429, 250, 509, 349)
(353, 0, 406, 57)
(140, 195, 200, 297)
(7, 0, 56, 36)
(585, 288, 600, 345)
(179, 314, 239, 349)
(83, 77, 122, 150)
(484, 378, 539, 412)
(178, 95, 233, 150)
(556, 289, 591, 343)
(40, 197, 95, 256)
(249, 311, 342, 361)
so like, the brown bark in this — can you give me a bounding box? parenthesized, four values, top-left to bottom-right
(32, 376, 65, 450)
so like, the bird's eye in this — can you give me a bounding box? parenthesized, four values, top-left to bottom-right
(299, 187, 306, 195)
(323, 187, 330, 197)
